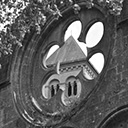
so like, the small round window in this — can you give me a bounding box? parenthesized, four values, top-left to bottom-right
(86, 22, 104, 48)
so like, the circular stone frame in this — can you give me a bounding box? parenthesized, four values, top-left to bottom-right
(10, 1, 116, 127)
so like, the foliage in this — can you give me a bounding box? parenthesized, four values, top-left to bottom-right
(0, 0, 61, 55)
(0, 0, 124, 56)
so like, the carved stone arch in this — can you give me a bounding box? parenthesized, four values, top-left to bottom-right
(10, 1, 118, 127)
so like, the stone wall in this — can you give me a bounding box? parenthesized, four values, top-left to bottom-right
(70, 2, 128, 127)
(0, 86, 28, 128)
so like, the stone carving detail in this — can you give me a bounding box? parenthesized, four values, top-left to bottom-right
(97, 0, 124, 15)
(73, 4, 81, 14)
(58, 0, 124, 16)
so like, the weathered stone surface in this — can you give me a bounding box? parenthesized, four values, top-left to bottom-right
(1, 0, 128, 128)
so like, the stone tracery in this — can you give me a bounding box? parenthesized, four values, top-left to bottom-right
(10, 0, 122, 127)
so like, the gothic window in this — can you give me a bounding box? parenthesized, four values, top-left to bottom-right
(42, 18, 105, 103)
(42, 79, 60, 99)
(64, 20, 87, 56)
(61, 76, 81, 106)
(11, 1, 115, 127)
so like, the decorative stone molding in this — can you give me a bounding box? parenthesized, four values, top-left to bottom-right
(10, 0, 119, 127)
(55, 0, 124, 16)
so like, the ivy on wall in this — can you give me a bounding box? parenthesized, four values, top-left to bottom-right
(0, 0, 61, 55)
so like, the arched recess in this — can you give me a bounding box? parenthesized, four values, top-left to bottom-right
(43, 44, 60, 67)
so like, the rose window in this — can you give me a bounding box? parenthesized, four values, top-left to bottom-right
(42, 20, 105, 106)
(11, 2, 115, 127)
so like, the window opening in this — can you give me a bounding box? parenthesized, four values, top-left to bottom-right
(73, 81, 77, 95)
(68, 82, 72, 97)
(89, 53, 105, 73)
(78, 42, 87, 56)
(46, 45, 59, 60)
(42, 20, 106, 104)
(42, 79, 60, 99)
(57, 84, 59, 92)
(61, 77, 81, 106)
(64, 20, 87, 56)
(86, 22, 104, 48)
(66, 77, 79, 97)
(44, 45, 60, 66)
(64, 21, 82, 42)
